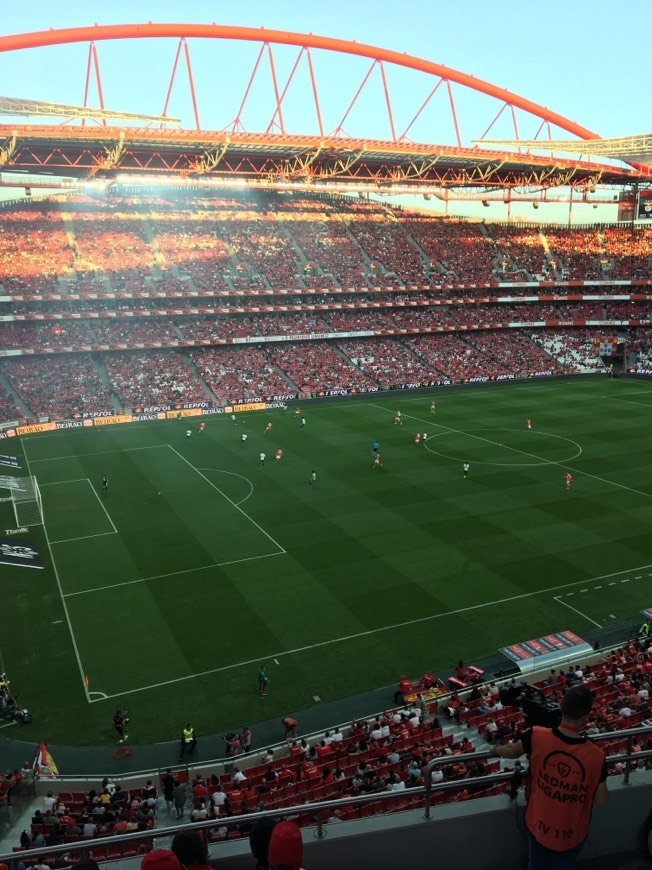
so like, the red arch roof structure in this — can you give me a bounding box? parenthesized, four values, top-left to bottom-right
(0, 23, 599, 141)
(0, 24, 644, 188)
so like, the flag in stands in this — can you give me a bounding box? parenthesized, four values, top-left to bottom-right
(34, 742, 59, 778)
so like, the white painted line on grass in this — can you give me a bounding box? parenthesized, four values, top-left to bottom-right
(169, 446, 286, 555)
(600, 395, 652, 409)
(88, 561, 651, 703)
(22, 442, 90, 703)
(197, 468, 255, 506)
(40, 478, 96, 486)
(29, 445, 165, 463)
(0, 721, 17, 730)
(554, 595, 602, 628)
(87, 478, 118, 533)
(369, 402, 652, 499)
(64, 551, 283, 598)
(51, 531, 117, 545)
(52, 620, 63, 624)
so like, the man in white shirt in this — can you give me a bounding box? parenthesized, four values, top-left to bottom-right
(42, 792, 57, 813)
(233, 768, 247, 786)
(212, 787, 227, 813)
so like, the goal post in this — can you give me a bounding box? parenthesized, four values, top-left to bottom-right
(11, 476, 43, 528)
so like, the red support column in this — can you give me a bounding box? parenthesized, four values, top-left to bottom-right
(378, 61, 396, 142)
(305, 48, 324, 139)
(231, 42, 266, 132)
(265, 43, 285, 135)
(332, 59, 377, 137)
(182, 38, 200, 131)
(161, 38, 184, 124)
(446, 80, 461, 148)
(398, 79, 443, 142)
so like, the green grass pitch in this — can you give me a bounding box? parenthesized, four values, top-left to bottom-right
(2, 377, 652, 746)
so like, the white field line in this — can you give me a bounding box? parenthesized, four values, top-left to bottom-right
(28, 445, 165, 463)
(22, 443, 90, 702)
(601, 394, 652, 409)
(369, 402, 652, 500)
(169, 446, 285, 554)
(196, 468, 254, 506)
(553, 596, 603, 628)
(90, 561, 650, 703)
(64, 551, 283, 598)
(86, 478, 118, 533)
(44, 478, 117, 543)
(52, 532, 117, 545)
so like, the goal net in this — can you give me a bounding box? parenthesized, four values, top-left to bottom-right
(11, 476, 43, 528)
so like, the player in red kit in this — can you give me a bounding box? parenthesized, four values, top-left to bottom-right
(275, 449, 283, 463)
(199, 422, 205, 433)
(527, 419, 532, 430)
(373, 453, 382, 468)
(265, 422, 273, 433)
(415, 433, 421, 446)
(566, 472, 573, 489)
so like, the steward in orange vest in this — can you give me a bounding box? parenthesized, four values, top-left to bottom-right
(493, 685, 608, 861)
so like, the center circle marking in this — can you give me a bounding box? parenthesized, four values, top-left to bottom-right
(423, 429, 582, 467)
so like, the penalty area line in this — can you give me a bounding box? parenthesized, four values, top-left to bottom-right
(88, 561, 650, 703)
(553, 596, 602, 628)
(64, 551, 284, 598)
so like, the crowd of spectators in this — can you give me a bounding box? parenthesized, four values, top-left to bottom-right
(1, 197, 652, 298)
(187, 346, 291, 403)
(527, 329, 606, 373)
(103, 352, 208, 408)
(0, 356, 113, 418)
(602, 226, 652, 280)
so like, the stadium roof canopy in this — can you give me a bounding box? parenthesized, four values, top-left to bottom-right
(0, 126, 642, 192)
(479, 134, 652, 169)
(0, 23, 647, 193)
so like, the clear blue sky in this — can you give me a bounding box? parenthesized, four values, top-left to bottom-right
(1, 0, 649, 222)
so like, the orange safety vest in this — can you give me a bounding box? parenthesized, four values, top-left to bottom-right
(525, 726, 605, 851)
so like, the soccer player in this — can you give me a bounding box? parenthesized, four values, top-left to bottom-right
(371, 440, 380, 456)
(258, 452, 266, 467)
(373, 453, 382, 469)
(415, 433, 421, 446)
(463, 462, 470, 478)
(113, 709, 128, 744)
(527, 419, 532, 430)
(423, 433, 428, 444)
(265, 422, 273, 433)
(295, 407, 301, 417)
(394, 411, 402, 426)
(275, 449, 283, 463)
(199, 422, 205, 433)
(258, 665, 269, 696)
(186, 429, 192, 439)
(176, 411, 182, 421)
(430, 400, 436, 414)
(309, 470, 316, 487)
(102, 474, 109, 492)
(301, 417, 306, 429)
(241, 432, 248, 445)
(231, 413, 237, 425)
(566, 472, 573, 489)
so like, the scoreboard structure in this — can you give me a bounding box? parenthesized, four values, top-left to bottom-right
(638, 189, 652, 220)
